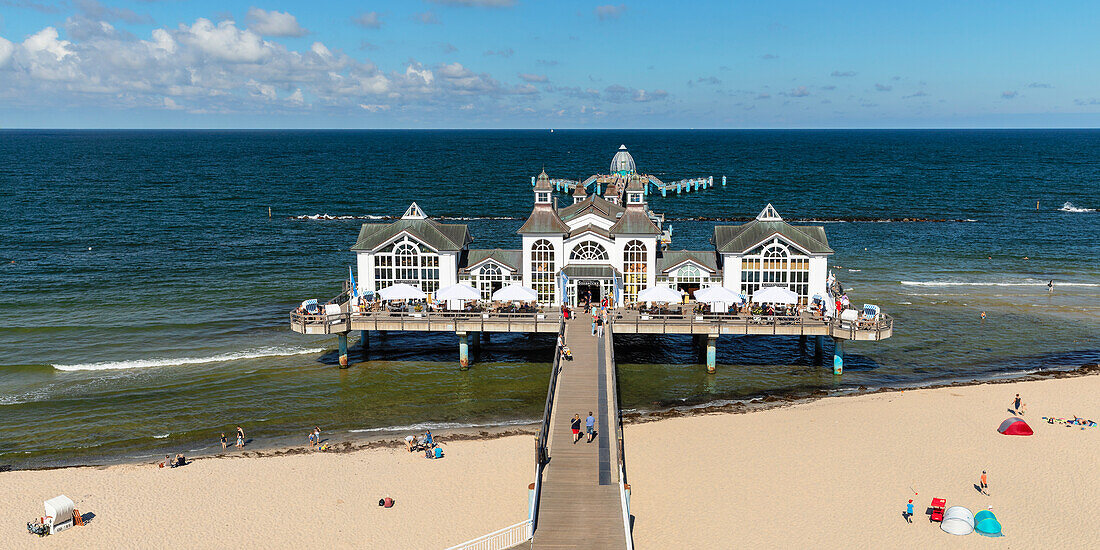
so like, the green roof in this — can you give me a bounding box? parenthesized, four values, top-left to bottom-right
(657, 250, 719, 273)
(713, 220, 833, 255)
(609, 208, 661, 235)
(462, 249, 522, 272)
(517, 207, 569, 234)
(559, 194, 624, 222)
(351, 218, 472, 252)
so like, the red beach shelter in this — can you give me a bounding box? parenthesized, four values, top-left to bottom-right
(997, 417, 1033, 436)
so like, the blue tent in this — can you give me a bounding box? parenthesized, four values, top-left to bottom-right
(974, 510, 1004, 537)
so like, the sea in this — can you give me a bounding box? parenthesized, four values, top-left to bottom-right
(1, 129, 1098, 469)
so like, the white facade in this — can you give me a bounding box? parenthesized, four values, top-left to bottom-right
(352, 199, 833, 308)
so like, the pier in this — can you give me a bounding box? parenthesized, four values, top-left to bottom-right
(539, 145, 719, 201)
(289, 303, 892, 373)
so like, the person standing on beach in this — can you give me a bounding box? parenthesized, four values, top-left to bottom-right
(586, 412, 596, 443)
(1048, 280, 1054, 293)
(220, 433, 227, 449)
(905, 499, 914, 523)
(571, 414, 582, 444)
(236, 425, 245, 448)
(980, 471, 988, 495)
(1014, 394, 1022, 414)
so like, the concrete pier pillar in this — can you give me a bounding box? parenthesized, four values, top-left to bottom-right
(706, 335, 717, 373)
(661, 186, 666, 197)
(814, 335, 824, 366)
(722, 175, 727, 186)
(338, 333, 348, 368)
(458, 332, 470, 370)
(708, 176, 713, 188)
(531, 176, 536, 187)
(832, 338, 844, 375)
(676, 183, 681, 194)
(798, 335, 807, 356)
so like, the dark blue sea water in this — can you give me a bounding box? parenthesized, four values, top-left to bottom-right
(1, 130, 1098, 468)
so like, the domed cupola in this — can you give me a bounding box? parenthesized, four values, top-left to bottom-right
(610, 144, 636, 176)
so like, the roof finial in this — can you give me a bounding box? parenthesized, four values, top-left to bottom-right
(756, 203, 782, 221)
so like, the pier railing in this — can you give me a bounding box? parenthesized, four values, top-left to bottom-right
(606, 324, 634, 549)
(290, 309, 563, 334)
(442, 519, 532, 550)
(529, 319, 566, 535)
(611, 310, 892, 339)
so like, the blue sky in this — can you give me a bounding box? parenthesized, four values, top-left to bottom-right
(1, 0, 1099, 128)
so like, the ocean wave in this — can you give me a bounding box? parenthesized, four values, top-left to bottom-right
(292, 214, 390, 221)
(51, 346, 325, 372)
(1060, 202, 1095, 213)
(901, 280, 1099, 288)
(153, 433, 170, 439)
(347, 417, 538, 434)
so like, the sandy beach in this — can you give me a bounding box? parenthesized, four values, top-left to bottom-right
(3, 372, 1097, 549)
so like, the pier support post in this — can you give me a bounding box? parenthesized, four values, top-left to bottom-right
(531, 176, 536, 187)
(813, 335, 824, 366)
(832, 338, 844, 375)
(338, 333, 349, 368)
(661, 186, 666, 197)
(708, 176, 713, 188)
(722, 175, 727, 187)
(458, 332, 470, 370)
(676, 183, 681, 194)
(360, 330, 369, 350)
(798, 335, 807, 356)
(706, 335, 717, 373)
(481, 331, 490, 343)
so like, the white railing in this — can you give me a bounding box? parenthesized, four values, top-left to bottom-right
(442, 520, 532, 550)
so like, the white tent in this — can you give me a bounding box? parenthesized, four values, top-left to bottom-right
(751, 286, 799, 304)
(941, 506, 974, 536)
(492, 283, 538, 302)
(638, 286, 682, 303)
(693, 286, 739, 304)
(436, 283, 481, 301)
(44, 495, 75, 534)
(378, 283, 427, 301)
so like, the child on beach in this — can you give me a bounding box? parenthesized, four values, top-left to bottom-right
(220, 433, 227, 449)
(905, 500, 913, 523)
(236, 426, 245, 449)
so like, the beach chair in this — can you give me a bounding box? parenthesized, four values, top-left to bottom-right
(930, 498, 946, 522)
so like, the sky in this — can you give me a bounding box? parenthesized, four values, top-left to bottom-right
(1, 0, 1100, 128)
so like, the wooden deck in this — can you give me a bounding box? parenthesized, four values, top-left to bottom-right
(531, 319, 629, 549)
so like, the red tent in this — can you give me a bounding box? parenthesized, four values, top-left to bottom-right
(997, 417, 1033, 436)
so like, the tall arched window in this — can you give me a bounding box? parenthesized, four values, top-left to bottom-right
(374, 237, 440, 294)
(569, 241, 609, 261)
(477, 263, 503, 300)
(740, 238, 808, 304)
(623, 240, 647, 303)
(531, 239, 556, 304)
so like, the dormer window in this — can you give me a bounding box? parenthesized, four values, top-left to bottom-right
(536, 192, 551, 204)
(628, 192, 643, 204)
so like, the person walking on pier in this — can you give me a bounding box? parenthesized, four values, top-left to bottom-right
(571, 414, 582, 444)
(586, 412, 596, 443)
(596, 314, 604, 338)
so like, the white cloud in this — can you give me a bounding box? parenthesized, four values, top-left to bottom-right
(429, 0, 516, 6)
(163, 97, 182, 110)
(595, 4, 627, 21)
(24, 27, 74, 61)
(178, 19, 273, 63)
(287, 88, 304, 105)
(518, 73, 547, 83)
(406, 63, 435, 85)
(0, 36, 15, 68)
(359, 103, 390, 112)
(310, 42, 331, 58)
(246, 8, 308, 37)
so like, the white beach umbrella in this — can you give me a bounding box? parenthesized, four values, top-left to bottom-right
(436, 283, 481, 301)
(637, 286, 682, 303)
(751, 286, 799, 304)
(378, 283, 427, 301)
(693, 286, 739, 304)
(492, 283, 538, 302)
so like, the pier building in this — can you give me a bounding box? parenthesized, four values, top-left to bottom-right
(539, 144, 721, 199)
(350, 172, 829, 309)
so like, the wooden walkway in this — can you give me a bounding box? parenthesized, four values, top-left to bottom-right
(531, 319, 628, 549)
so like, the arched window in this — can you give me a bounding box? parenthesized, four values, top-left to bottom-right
(374, 237, 440, 294)
(677, 264, 701, 281)
(569, 241, 610, 261)
(623, 240, 647, 304)
(477, 263, 503, 300)
(740, 238, 808, 304)
(531, 239, 556, 304)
